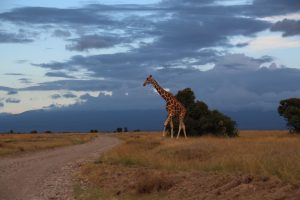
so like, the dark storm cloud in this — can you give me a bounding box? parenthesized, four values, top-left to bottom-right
(0, 30, 33, 43)
(52, 29, 71, 38)
(1, 0, 299, 114)
(34, 48, 218, 81)
(45, 71, 75, 79)
(212, 54, 273, 71)
(18, 78, 32, 84)
(22, 79, 122, 91)
(34, 13, 269, 78)
(29, 0, 270, 77)
(0, 1, 297, 33)
(0, 7, 116, 26)
(0, 86, 14, 91)
(66, 35, 125, 51)
(56, 63, 300, 112)
(5, 98, 21, 104)
(7, 90, 18, 95)
(152, 55, 300, 111)
(271, 19, 300, 37)
(62, 93, 77, 98)
(160, 0, 300, 18)
(235, 42, 249, 48)
(23, 53, 300, 112)
(32, 62, 66, 70)
(153, 16, 269, 50)
(250, 0, 300, 17)
(5, 73, 25, 76)
(51, 94, 61, 99)
(0, 102, 3, 107)
(0, 1, 272, 40)
(65, 87, 164, 111)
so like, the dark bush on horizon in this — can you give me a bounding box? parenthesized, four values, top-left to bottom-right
(116, 127, 123, 133)
(278, 98, 300, 133)
(169, 88, 238, 137)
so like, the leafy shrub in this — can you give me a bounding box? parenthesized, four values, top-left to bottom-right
(45, 130, 52, 133)
(170, 88, 238, 137)
(278, 98, 300, 133)
(116, 128, 123, 132)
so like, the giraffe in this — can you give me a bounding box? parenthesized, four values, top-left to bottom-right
(143, 75, 187, 139)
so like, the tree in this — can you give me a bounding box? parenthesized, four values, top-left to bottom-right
(278, 98, 300, 133)
(169, 88, 238, 137)
(45, 130, 52, 133)
(116, 127, 123, 133)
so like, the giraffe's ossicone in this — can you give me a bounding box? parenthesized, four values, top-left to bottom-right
(143, 75, 187, 139)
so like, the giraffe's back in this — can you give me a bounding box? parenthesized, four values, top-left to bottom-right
(166, 97, 186, 117)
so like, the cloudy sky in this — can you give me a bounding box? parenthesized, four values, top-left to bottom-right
(0, 0, 300, 115)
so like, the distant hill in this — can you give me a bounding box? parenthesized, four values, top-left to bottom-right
(0, 109, 286, 133)
(224, 110, 286, 130)
(0, 110, 166, 133)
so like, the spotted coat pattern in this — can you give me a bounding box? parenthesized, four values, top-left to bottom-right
(143, 75, 187, 138)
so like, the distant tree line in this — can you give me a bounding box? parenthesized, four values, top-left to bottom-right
(115, 127, 128, 133)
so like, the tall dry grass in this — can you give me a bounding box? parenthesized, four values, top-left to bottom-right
(0, 133, 98, 156)
(101, 131, 300, 183)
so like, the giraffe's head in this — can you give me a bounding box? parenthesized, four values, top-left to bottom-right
(143, 75, 153, 86)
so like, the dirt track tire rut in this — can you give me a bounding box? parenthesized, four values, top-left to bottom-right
(0, 135, 121, 200)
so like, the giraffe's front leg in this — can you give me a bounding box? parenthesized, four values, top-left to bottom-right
(163, 115, 171, 137)
(170, 118, 174, 138)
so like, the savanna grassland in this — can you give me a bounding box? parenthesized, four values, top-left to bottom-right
(75, 131, 300, 200)
(0, 133, 98, 156)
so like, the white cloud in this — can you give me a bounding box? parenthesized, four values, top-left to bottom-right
(0, 90, 101, 114)
(260, 12, 300, 23)
(248, 35, 300, 51)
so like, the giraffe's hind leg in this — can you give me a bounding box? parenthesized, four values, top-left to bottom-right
(176, 120, 182, 139)
(163, 115, 171, 137)
(182, 121, 187, 139)
(170, 117, 174, 138)
(177, 113, 187, 139)
(176, 125, 182, 139)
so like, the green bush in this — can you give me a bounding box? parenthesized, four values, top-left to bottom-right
(170, 88, 238, 137)
(278, 98, 300, 133)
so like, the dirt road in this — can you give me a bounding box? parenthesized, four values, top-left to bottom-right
(0, 135, 121, 200)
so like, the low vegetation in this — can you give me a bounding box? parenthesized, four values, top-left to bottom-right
(278, 98, 300, 133)
(0, 133, 98, 156)
(174, 88, 238, 137)
(75, 131, 300, 199)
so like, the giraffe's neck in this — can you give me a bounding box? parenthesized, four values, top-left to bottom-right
(151, 79, 170, 101)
